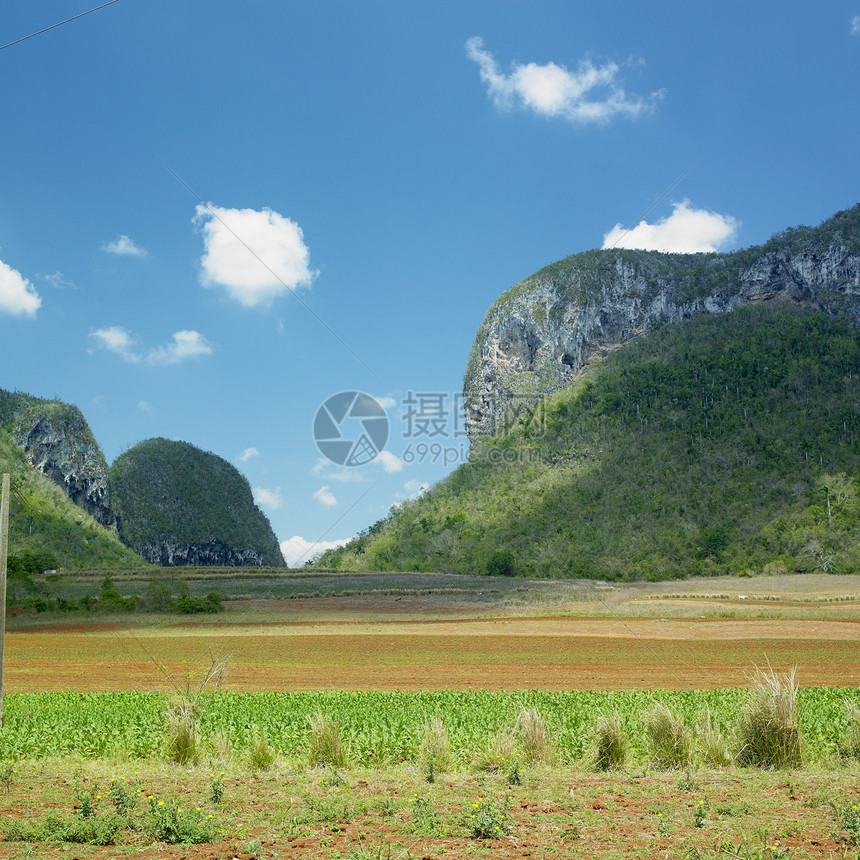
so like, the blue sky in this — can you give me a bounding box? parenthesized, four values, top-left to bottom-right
(1, 1, 858, 565)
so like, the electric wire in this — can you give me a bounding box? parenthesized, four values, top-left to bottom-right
(0, 1, 121, 52)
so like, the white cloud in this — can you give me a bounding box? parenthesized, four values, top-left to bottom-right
(375, 450, 403, 473)
(40, 270, 75, 290)
(102, 235, 147, 257)
(239, 447, 261, 463)
(253, 486, 283, 509)
(313, 485, 338, 508)
(0, 258, 41, 317)
(138, 400, 153, 414)
(375, 395, 397, 410)
(90, 326, 141, 362)
(90, 326, 213, 365)
(146, 330, 213, 365)
(852, 15, 860, 34)
(602, 200, 740, 253)
(466, 37, 662, 125)
(194, 204, 317, 307)
(280, 535, 352, 567)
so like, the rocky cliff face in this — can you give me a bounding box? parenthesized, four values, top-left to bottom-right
(464, 205, 860, 443)
(139, 538, 272, 567)
(0, 391, 117, 529)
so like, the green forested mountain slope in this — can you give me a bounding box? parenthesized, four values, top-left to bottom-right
(111, 438, 285, 567)
(317, 304, 860, 579)
(0, 429, 146, 569)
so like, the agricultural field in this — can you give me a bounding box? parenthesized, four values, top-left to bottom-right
(0, 571, 858, 858)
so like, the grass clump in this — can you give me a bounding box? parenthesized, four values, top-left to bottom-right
(307, 710, 348, 768)
(474, 729, 517, 772)
(516, 706, 554, 765)
(418, 716, 451, 781)
(838, 700, 860, 760)
(591, 712, 628, 771)
(248, 730, 276, 771)
(3, 811, 123, 845)
(735, 667, 802, 769)
(644, 702, 694, 769)
(699, 705, 732, 767)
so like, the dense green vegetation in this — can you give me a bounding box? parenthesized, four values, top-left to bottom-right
(0, 687, 856, 764)
(0, 428, 145, 569)
(110, 438, 285, 566)
(319, 304, 860, 579)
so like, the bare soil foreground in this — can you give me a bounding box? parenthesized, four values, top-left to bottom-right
(6, 573, 860, 691)
(1, 761, 858, 860)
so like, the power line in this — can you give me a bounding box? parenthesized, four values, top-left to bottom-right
(0, 1, 121, 52)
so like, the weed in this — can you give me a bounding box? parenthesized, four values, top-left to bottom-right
(677, 769, 700, 792)
(504, 757, 522, 786)
(308, 710, 349, 768)
(644, 702, 694, 769)
(108, 777, 137, 816)
(407, 792, 441, 836)
(74, 783, 101, 818)
(832, 801, 860, 847)
(3, 811, 122, 846)
(693, 799, 707, 828)
(145, 794, 217, 844)
(375, 796, 397, 819)
(209, 771, 225, 804)
(0, 760, 17, 792)
(466, 794, 511, 840)
(736, 667, 802, 769)
(591, 712, 628, 771)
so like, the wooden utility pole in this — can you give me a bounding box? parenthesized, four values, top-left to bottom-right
(0, 473, 9, 726)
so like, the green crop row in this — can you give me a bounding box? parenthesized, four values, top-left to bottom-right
(1, 687, 858, 765)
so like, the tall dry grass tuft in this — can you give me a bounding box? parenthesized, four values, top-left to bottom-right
(419, 716, 451, 778)
(644, 702, 694, 770)
(699, 704, 732, 767)
(474, 730, 518, 772)
(735, 666, 802, 769)
(165, 657, 229, 765)
(307, 710, 348, 768)
(839, 700, 860, 760)
(516, 707, 554, 765)
(591, 712, 628, 771)
(248, 729, 276, 771)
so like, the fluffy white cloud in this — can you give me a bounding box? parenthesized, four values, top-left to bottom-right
(90, 326, 141, 362)
(313, 485, 338, 507)
(238, 447, 261, 462)
(375, 450, 403, 473)
(253, 486, 283, 509)
(280, 535, 352, 567)
(602, 200, 740, 253)
(90, 326, 213, 365)
(146, 330, 213, 365)
(0, 258, 41, 317)
(852, 15, 860, 34)
(102, 235, 147, 257)
(466, 37, 662, 125)
(138, 400, 153, 414)
(194, 204, 316, 307)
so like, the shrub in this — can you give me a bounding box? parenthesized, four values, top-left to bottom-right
(307, 711, 348, 768)
(735, 667, 802, 769)
(644, 702, 694, 769)
(486, 549, 515, 577)
(591, 712, 628, 771)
